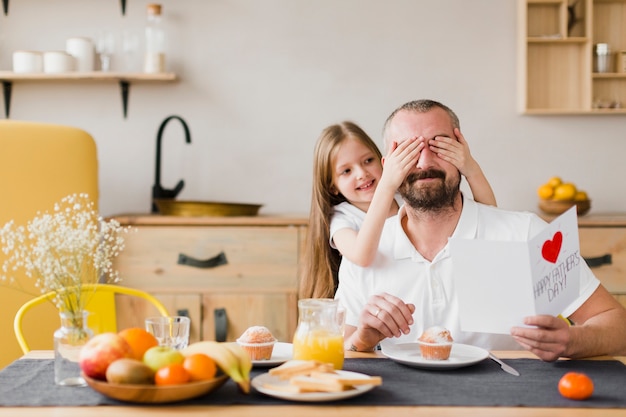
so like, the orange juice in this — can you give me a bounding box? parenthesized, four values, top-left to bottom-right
(293, 328, 344, 369)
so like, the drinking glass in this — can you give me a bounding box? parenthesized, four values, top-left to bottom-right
(96, 31, 115, 71)
(121, 30, 140, 72)
(145, 316, 191, 350)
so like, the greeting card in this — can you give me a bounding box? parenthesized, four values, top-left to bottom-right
(449, 206, 581, 334)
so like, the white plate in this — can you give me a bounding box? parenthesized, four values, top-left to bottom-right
(381, 343, 489, 370)
(252, 370, 377, 402)
(252, 342, 293, 367)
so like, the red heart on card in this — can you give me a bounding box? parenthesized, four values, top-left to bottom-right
(542, 231, 562, 263)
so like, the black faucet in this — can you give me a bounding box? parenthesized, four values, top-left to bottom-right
(152, 115, 192, 213)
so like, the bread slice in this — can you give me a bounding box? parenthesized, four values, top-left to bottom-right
(310, 371, 382, 386)
(269, 360, 333, 379)
(289, 375, 352, 392)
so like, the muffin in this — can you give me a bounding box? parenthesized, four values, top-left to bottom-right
(236, 325, 277, 360)
(417, 326, 453, 360)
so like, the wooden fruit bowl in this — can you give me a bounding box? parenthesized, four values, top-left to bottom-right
(538, 198, 591, 216)
(83, 373, 228, 404)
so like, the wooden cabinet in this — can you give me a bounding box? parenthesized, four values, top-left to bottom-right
(111, 215, 308, 344)
(576, 214, 626, 308)
(518, 0, 626, 114)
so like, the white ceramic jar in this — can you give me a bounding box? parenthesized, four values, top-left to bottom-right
(66, 37, 95, 72)
(43, 51, 76, 73)
(12, 50, 43, 73)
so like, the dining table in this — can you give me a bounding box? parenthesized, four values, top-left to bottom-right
(1, 349, 625, 417)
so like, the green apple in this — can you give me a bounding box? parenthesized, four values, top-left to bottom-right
(142, 346, 184, 372)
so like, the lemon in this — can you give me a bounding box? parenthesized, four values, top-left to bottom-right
(574, 190, 588, 201)
(547, 176, 563, 188)
(537, 183, 554, 200)
(553, 183, 577, 201)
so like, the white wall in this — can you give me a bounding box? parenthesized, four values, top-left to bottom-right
(1, 0, 625, 217)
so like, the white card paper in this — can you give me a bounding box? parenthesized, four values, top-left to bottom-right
(449, 207, 581, 334)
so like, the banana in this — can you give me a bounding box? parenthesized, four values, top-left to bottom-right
(223, 342, 252, 390)
(182, 341, 250, 393)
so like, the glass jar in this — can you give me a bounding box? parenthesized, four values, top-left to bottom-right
(54, 311, 93, 386)
(292, 298, 344, 369)
(144, 3, 166, 73)
(594, 43, 612, 73)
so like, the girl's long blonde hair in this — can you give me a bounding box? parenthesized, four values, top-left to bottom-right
(299, 121, 383, 299)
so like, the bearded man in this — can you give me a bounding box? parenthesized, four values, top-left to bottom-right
(337, 99, 626, 361)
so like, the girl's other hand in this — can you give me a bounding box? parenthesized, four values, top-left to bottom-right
(381, 137, 423, 188)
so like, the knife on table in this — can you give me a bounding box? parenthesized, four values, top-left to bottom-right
(489, 353, 520, 376)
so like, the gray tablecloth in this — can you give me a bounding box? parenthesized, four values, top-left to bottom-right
(0, 357, 624, 408)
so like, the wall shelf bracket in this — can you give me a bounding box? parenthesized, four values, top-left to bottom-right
(119, 80, 130, 118)
(2, 81, 12, 118)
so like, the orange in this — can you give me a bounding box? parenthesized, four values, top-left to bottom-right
(558, 372, 594, 400)
(574, 190, 588, 201)
(118, 327, 159, 361)
(183, 353, 217, 381)
(537, 183, 554, 200)
(553, 183, 577, 201)
(547, 176, 562, 188)
(155, 363, 191, 386)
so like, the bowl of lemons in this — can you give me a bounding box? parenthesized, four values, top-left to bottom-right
(537, 176, 591, 216)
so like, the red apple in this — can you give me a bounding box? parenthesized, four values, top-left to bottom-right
(79, 332, 133, 380)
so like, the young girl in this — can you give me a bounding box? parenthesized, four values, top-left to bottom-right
(299, 121, 496, 299)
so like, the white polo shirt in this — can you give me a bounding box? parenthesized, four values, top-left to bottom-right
(335, 196, 600, 351)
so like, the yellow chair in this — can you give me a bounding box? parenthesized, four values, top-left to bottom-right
(14, 283, 170, 354)
(0, 120, 99, 368)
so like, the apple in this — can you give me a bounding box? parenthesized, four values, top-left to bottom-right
(143, 346, 184, 372)
(79, 332, 133, 380)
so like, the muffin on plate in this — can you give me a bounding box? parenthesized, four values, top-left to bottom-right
(417, 326, 453, 360)
(236, 325, 277, 360)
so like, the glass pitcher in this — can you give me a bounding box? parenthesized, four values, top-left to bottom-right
(292, 298, 344, 369)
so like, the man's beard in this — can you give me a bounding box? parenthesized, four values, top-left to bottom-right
(399, 169, 460, 211)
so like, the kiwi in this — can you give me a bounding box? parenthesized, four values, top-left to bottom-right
(105, 358, 155, 385)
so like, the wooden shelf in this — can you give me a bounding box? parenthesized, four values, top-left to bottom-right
(0, 71, 177, 118)
(3, 0, 128, 16)
(518, 0, 626, 115)
(0, 71, 176, 81)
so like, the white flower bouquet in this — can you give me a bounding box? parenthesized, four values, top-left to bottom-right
(0, 193, 131, 315)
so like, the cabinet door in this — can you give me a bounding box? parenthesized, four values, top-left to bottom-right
(113, 224, 301, 341)
(201, 291, 298, 343)
(579, 227, 626, 307)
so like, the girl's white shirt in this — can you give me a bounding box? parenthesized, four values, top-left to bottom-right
(329, 194, 404, 249)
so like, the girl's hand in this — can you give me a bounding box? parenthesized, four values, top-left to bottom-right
(380, 137, 423, 189)
(429, 128, 481, 178)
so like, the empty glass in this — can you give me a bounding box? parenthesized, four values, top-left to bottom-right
(145, 316, 190, 350)
(96, 31, 115, 71)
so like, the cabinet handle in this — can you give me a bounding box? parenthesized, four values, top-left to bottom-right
(214, 308, 228, 342)
(584, 254, 612, 268)
(177, 251, 228, 269)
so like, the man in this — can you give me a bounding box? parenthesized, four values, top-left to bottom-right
(337, 99, 626, 361)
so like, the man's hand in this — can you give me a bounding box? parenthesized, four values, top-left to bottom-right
(510, 315, 570, 362)
(346, 293, 415, 351)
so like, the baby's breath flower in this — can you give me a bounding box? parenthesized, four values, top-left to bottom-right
(0, 194, 132, 315)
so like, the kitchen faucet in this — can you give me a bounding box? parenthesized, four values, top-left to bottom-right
(152, 115, 191, 213)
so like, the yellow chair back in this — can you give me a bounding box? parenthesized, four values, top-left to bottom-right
(0, 120, 99, 368)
